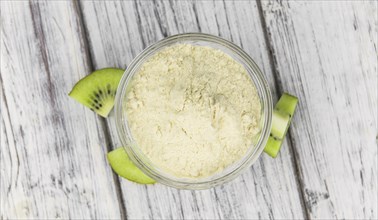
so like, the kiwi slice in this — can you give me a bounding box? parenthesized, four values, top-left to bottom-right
(107, 147, 156, 184)
(69, 68, 124, 117)
(264, 93, 298, 158)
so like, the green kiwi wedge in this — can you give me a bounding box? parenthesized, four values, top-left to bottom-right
(107, 147, 156, 184)
(69, 68, 124, 117)
(264, 93, 298, 158)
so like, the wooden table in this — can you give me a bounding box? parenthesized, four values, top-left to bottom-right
(1, 1, 377, 219)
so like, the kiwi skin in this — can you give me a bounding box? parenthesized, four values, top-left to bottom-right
(69, 68, 124, 117)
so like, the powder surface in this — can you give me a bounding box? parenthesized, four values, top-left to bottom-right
(126, 44, 261, 178)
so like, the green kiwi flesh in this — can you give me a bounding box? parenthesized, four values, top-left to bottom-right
(69, 68, 124, 117)
(107, 147, 156, 184)
(264, 93, 298, 158)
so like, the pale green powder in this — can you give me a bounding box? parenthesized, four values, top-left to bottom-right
(126, 44, 261, 178)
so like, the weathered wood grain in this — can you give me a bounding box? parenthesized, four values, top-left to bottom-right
(0, 1, 121, 219)
(80, 1, 305, 219)
(3, 0, 374, 219)
(260, 1, 378, 219)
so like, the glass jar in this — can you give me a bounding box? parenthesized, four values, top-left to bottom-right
(115, 33, 273, 189)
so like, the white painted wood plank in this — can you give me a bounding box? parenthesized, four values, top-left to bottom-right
(80, 1, 305, 219)
(0, 1, 121, 219)
(261, 1, 378, 219)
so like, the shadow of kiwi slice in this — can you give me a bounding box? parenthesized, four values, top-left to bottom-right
(69, 68, 124, 117)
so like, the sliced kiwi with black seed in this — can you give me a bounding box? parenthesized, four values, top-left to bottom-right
(264, 93, 298, 158)
(69, 68, 124, 117)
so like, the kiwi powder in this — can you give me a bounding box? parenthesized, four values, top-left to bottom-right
(125, 44, 261, 178)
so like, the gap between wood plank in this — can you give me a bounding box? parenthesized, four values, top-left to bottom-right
(256, 1, 310, 219)
(72, 2, 127, 219)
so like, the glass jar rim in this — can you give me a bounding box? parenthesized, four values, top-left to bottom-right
(115, 33, 273, 189)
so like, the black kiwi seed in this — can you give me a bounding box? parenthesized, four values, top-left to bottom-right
(89, 86, 116, 111)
